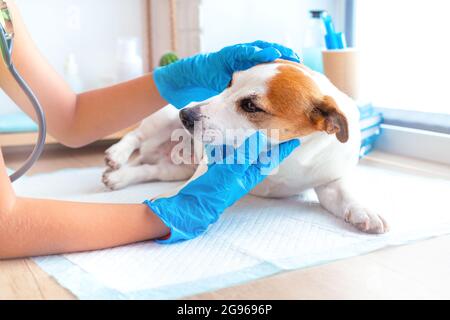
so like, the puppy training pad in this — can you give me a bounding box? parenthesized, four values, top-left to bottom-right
(13, 160, 450, 299)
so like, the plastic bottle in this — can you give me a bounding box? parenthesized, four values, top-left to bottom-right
(64, 53, 84, 93)
(302, 10, 326, 73)
(116, 37, 144, 82)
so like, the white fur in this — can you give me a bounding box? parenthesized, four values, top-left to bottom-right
(103, 64, 388, 234)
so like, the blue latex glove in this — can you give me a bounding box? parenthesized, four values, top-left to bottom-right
(145, 132, 301, 244)
(154, 41, 301, 109)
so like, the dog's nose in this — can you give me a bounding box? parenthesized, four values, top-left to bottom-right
(179, 109, 201, 131)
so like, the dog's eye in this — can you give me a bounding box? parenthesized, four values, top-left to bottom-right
(240, 98, 263, 113)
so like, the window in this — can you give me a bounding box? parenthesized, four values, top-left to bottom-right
(355, 0, 450, 116)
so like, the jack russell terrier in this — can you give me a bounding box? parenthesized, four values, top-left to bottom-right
(102, 60, 388, 234)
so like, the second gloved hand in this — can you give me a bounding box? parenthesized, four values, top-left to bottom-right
(153, 41, 300, 109)
(145, 132, 300, 244)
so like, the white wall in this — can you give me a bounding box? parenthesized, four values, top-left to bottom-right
(199, 0, 346, 54)
(150, 0, 201, 68)
(1, 0, 148, 115)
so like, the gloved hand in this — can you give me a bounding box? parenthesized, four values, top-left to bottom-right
(153, 41, 301, 109)
(145, 132, 301, 244)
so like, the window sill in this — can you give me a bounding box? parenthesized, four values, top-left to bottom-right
(373, 124, 450, 167)
(362, 150, 450, 180)
(374, 107, 450, 135)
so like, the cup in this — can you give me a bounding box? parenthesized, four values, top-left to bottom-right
(322, 49, 360, 100)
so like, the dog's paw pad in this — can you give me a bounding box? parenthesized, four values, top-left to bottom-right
(345, 206, 389, 234)
(104, 146, 129, 170)
(105, 157, 120, 170)
(102, 170, 128, 191)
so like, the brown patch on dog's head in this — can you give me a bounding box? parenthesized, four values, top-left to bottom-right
(243, 62, 349, 143)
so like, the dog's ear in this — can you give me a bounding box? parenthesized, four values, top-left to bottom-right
(309, 95, 349, 143)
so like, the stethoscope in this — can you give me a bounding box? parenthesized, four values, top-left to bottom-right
(0, 0, 46, 182)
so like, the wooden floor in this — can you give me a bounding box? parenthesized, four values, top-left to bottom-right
(1, 144, 450, 300)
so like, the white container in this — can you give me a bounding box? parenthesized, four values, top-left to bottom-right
(116, 37, 144, 82)
(302, 10, 326, 73)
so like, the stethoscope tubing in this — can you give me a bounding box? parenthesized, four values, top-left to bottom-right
(1, 28, 47, 182)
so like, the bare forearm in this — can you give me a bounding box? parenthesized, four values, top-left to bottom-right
(0, 198, 169, 259)
(1, 145, 169, 259)
(0, 1, 167, 147)
(69, 75, 166, 147)
(0, 151, 16, 214)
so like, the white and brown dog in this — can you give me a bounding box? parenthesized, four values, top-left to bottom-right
(103, 60, 388, 234)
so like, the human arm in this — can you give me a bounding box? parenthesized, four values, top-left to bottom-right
(0, 1, 303, 257)
(1, 3, 300, 147)
(0, 0, 167, 147)
(0, 149, 170, 259)
(0, 134, 299, 258)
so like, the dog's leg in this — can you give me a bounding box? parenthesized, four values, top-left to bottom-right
(103, 161, 196, 190)
(105, 106, 180, 170)
(128, 155, 144, 167)
(315, 178, 388, 234)
(105, 130, 143, 170)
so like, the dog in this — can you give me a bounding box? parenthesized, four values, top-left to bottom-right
(103, 60, 388, 234)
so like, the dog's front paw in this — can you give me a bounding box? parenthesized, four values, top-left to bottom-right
(344, 205, 389, 234)
(105, 145, 129, 170)
(102, 169, 129, 191)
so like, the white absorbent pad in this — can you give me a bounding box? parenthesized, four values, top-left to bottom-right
(13, 161, 450, 300)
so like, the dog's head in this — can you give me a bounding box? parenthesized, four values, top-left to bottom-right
(179, 60, 349, 145)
